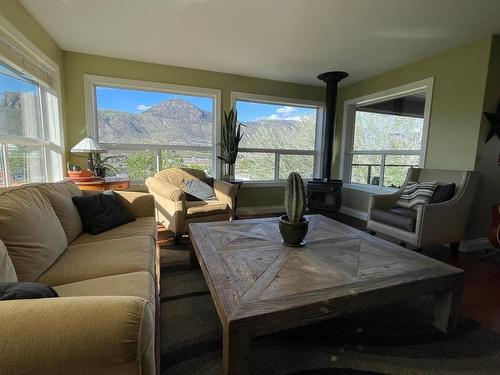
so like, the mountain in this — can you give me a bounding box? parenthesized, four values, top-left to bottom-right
(98, 98, 212, 145)
(0, 93, 314, 149)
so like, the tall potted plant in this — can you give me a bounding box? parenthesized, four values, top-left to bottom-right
(218, 108, 244, 181)
(279, 172, 309, 246)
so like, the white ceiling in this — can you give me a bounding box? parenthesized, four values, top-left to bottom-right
(19, 0, 500, 86)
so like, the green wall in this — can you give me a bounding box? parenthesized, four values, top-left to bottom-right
(63, 51, 324, 207)
(466, 35, 500, 239)
(0, 0, 63, 67)
(333, 37, 493, 214)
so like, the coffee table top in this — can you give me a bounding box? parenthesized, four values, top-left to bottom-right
(189, 215, 463, 329)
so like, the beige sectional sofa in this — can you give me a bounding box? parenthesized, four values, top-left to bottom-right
(0, 181, 158, 375)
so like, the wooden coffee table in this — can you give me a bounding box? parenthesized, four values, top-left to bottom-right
(189, 215, 464, 375)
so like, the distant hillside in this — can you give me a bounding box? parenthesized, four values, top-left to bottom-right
(98, 98, 212, 145)
(97, 98, 315, 148)
(0, 93, 314, 148)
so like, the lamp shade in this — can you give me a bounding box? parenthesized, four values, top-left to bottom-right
(71, 135, 107, 153)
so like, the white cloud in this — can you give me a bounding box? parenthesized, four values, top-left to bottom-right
(136, 104, 151, 111)
(254, 106, 305, 122)
(276, 106, 295, 115)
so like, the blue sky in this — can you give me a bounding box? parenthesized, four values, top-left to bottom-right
(95, 86, 316, 122)
(1, 67, 317, 124)
(96, 87, 213, 113)
(0, 65, 39, 94)
(235, 100, 316, 122)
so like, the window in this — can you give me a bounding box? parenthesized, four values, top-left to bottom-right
(0, 21, 64, 187)
(232, 92, 324, 182)
(84, 75, 220, 184)
(341, 78, 433, 190)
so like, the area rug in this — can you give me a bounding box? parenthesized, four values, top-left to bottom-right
(160, 243, 500, 375)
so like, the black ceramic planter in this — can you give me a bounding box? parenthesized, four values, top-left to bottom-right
(279, 215, 309, 247)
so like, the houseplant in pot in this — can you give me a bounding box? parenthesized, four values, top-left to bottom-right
(279, 172, 309, 246)
(66, 162, 92, 179)
(218, 108, 244, 181)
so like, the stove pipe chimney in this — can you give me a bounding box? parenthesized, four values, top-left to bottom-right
(317, 71, 349, 180)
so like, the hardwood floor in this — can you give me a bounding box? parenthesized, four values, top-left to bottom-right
(158, 212, 500, 334)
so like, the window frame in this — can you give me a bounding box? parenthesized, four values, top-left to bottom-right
(230, 91, 325, 186)
(339, 78, 434, 193)
(83, 75, 222, 185)
(0, 15, 65, 186)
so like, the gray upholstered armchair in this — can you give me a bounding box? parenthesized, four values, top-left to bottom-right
(367, 168, 479, 255)
(145, 168, 238, 243)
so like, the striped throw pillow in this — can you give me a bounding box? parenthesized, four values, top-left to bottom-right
(396, 180, 438, 209)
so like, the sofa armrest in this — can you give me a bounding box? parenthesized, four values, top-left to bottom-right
(214, 180, 239, 213)
(0, 296, 153, 374)
(145, 176, 185, 202)
(115, 191, 155, 218)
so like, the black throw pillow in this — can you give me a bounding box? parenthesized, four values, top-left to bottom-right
(0, 282, 58, 300)
(429, 183, 456, 204)
(184, 178, 218, 201)
(72, 191, 135, 235)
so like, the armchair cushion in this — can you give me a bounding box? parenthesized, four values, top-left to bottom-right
(396, 180, 437, 208)
(429, 183, 455, 204)
(186, 201, 229, 218)
(370, 206, 418, 232)
(184, 178, 218, 201)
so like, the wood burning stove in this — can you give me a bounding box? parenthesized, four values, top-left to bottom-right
(307, 71, 348, 213)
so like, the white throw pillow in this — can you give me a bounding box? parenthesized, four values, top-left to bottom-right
(397, 180, 438, 209)
(0, 239, 17, 282)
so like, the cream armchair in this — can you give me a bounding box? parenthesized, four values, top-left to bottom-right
(145, 168, 238, 242)
(367, 168, 479, 255)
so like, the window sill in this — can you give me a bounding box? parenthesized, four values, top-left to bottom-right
(240, 181, 285, 188)
(343, 182, 398, 194)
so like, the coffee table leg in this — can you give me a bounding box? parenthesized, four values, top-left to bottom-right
(432, 283, 462, 333)
(188, 240, 199, 268)
(223, 326, 250, 375)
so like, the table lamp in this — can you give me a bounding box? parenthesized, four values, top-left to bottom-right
(70, 135, 107, 173)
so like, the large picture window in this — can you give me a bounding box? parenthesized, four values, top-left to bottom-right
(0, 31, 64, 187)
(232, 92, 324, 182)
(341, 78, 433, 190)
(84, 75, 220, 184)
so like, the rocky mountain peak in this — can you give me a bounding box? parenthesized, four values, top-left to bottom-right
(145, 98, 210, 121)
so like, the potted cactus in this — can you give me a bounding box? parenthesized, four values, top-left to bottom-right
(279, 172, 309, 246)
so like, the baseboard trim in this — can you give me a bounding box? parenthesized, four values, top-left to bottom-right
(339, 206, 368, 221)
(237, 205, 284, 216)
(458, 237, 494, 252)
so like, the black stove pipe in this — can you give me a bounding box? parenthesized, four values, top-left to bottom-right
(317, 71, 349, 181)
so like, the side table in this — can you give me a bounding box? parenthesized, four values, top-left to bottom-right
(68, 178, 131, 191)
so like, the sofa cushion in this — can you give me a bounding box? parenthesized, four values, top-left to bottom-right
(0, 187, 68, 281)
(54, 271, 154, 307)
(35, 181, 83, 243)
(72, 191, 136, 235)
(70, 216, 157, 245)
(0, 239, 17, 282)
(370, 207, 418, 232)
(186, 201, 229, 218)
(0, 282, 58, 300)
(37, 236, 155, 286)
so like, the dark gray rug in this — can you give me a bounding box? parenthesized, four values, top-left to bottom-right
(160, 243, 500, 374)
